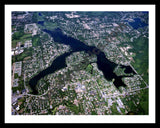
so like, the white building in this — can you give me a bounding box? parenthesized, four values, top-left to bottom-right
(14, 61, 22, 76)
(116, 97, 125, 108)
(24, 40, 32, 48)
(108, 98, 113, 108)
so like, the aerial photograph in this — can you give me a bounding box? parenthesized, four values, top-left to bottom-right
(11, 11, 149, 115)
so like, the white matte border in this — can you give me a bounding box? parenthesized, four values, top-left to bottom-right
(5, 4, 155, 123)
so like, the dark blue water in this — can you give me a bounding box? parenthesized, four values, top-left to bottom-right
(29, 28, 135, 95)
(128, 18, 148, 29)
(37, 21, 44, 26)
(38, 12, 42, 16)
(142, 11, 148, 14)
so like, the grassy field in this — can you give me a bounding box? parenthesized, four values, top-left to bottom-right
(12, 48, 33, 63)
(32, 35, 41, 47)
(117, 35, 149, 115)
(44, 21, 58, 30)
(118, 35, 149, 84)
(12, 33, 32, 48)
(129, 36, 149, 84)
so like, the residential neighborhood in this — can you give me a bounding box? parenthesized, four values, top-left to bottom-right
(11, 11, 149, 115)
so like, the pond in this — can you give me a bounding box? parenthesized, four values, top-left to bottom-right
(128, 18, 148, 29)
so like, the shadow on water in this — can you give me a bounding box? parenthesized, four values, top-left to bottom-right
(29, 28, 136, 95)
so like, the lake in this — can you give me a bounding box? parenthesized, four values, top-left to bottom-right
(29, 28, 135, 95)
(128, 18, 148, 29)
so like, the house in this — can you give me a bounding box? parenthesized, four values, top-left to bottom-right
(15, 105, 20, 111)
(13, 78, 19, 87)
(22, 89, 26, 94)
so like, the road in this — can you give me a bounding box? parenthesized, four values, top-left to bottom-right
(112, 43, 148, 87)
(104, 85, 149, 99)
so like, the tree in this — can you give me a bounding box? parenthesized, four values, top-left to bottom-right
(12, 31, 24, 40)
(32, 13, 38, 23)
(86, 64, 93, 74)
(14, 73, 19, 79)
(52, 107, 57, 115)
